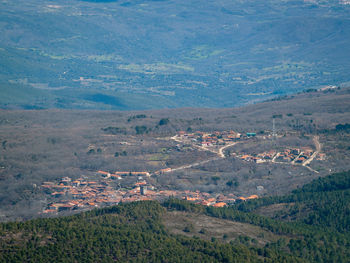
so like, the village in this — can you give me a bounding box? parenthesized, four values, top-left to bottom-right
(174, 130, 243, 147)
(172, 130, 244, 157)
(173, 130, 324, 167)
(237, 147, 325, 165)
(41, 172, 258, 214)
(41, 129, 324, 215)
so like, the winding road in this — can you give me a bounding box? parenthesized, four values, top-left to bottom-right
(218, 142, 238, 158)
(160, 136, 238, 174)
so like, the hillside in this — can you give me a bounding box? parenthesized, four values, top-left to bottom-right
(0, 201, 292, 263)
(1, 0, 350, 109)
(0, 87, 350, 221)
(1, 170, 350, 262)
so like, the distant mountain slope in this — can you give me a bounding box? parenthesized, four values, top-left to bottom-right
(0, 0, 350, 109)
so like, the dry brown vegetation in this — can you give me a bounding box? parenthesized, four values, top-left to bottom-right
(163, 210, 287, 246)
(0, 87, 350, 220)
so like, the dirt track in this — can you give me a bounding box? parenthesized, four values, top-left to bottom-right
(303, 136, 321, 167)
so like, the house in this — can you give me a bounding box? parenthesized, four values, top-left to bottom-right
(296, 157, 305, 163)
(254, 158, 265, 164)
(241, 155, 252, 161)
(184, 196, 198, 201)
(201, 200, 211, 206)
(51, 191, 65, 197)
(236, 197, 246, 203)
(212, 202, 227, 207)
(283, 156, 293, 162)
(58, 204, 74, 212)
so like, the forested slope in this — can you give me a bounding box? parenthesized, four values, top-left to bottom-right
(0, 202, 294, 263)
(1, 171, 350, 262)
(163, 170, 350, 262)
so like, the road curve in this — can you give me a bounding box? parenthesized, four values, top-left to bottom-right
(303, 136, 321, 167)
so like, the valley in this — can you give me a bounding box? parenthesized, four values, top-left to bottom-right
(1, 0, 350, 110)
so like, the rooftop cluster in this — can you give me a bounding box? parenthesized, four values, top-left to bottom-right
(177, 130, 243, 147)
(41, 173, 258, 215)
(237, 147, 321, 165)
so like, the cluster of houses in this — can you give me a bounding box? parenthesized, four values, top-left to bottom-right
(237, 149, 276, 163)
(238, 147, 316, 165)
(42, 176, 123, 213)
(177, 130, 242, 147)
(277, 147, 314, 163)
(182, 191, 258, 207)
(41, 173, 259, 214)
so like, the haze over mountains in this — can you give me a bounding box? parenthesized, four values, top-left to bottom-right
(0, 0, 349, 109)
